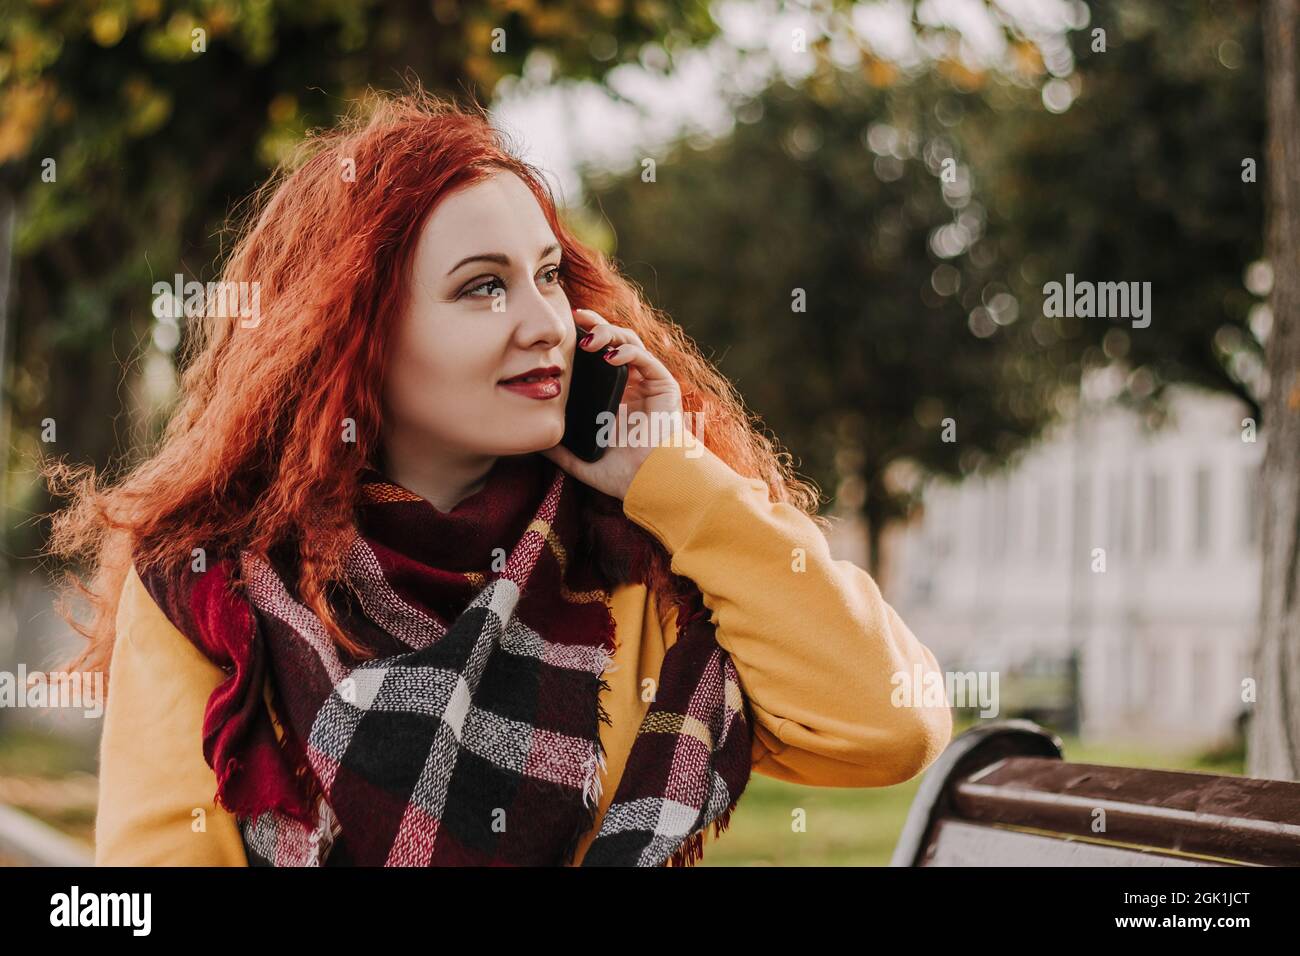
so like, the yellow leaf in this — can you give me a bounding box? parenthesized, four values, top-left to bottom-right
(91, 10, 127, 47)
(862, 55, 899, 89)
(937, 56, 986, 91)
(1011, 40, 1044, 78)
(0, 80, 52, 163)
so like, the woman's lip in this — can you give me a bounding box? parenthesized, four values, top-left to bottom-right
(499, 366, 562, 384)
(498, 375, 562, 400)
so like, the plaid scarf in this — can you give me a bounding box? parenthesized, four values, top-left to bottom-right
(136, 452, 752, 866)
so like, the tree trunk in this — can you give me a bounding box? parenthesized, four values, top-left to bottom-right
(862, 479, 889, 591)
(0, 188, 14, 556)
(1248, 0, 1300, 780)
(0, 188, 13, 737)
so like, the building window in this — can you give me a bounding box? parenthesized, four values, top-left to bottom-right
(1145, 471, 1167, 555)
(1108, 475, 1124, 559)
(1038, 482, 1054, 559)
(1120, 472, 1133, 556)
(1191, 644, 1210, 716)
(1004, 480, 1017, 559)
(979, 485, 992, 559)
(1073, 475, 1091, 568)
(1243, 464, 1261, 549)
(995, 482, 1009, 558)
(1193, 466, 1212, 556)
(1125, 637, 1144, 714)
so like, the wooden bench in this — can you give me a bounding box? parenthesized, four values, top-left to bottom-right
(890, 719, 1300, 867)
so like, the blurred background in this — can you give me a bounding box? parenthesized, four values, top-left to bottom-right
(0, 0, 1287, 864)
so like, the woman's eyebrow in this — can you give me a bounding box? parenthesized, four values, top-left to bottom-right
(446, 242, 560, 276)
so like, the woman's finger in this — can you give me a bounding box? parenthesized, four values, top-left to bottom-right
(574, 309, 644, 353)
(573, 307, 609, 335)
(597, 342, 676, 392)
(577, 323, 644, 353)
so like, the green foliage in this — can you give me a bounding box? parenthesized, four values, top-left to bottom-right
(967, 0, 1266, 420)
(584, 0, 1265, 551)
(583, 69, 1059, 541)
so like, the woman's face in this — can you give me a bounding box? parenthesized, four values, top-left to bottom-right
(383, 169, 574, 462)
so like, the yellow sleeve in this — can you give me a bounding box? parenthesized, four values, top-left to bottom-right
(95, 566, 250, 866)
(623, 433, 953, 788)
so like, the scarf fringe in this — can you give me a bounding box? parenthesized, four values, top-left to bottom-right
(670, 806, 743, 868)
(211, 681, 323, 828)
(559, 669, 616, 867)
(587, 670, 616, 794)
(280, 716, 327, 826)
(667, 806, 738, 868)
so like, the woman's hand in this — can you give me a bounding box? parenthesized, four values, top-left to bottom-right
(541, 308, 685, 501)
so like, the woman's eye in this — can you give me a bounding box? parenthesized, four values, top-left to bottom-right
(460, 267, 561, 300)
(462, 277, 505, 298)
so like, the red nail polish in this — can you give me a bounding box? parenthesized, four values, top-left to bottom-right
(604, 347, 619, 361)
(580, 333, 594, 347)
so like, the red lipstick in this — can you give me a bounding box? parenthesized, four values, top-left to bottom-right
(498, 365, 563, 400)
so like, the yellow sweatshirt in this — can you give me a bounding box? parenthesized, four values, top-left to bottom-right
(94, 437, 953, 866)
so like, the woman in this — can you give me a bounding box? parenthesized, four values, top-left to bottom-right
(45, 90, 952, 867)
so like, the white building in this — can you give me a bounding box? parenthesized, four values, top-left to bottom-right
(875, 382, 1264, 750)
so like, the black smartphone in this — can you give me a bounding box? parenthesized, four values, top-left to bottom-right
(561, 319, 629, 462)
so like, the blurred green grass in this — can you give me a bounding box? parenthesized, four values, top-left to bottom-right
(0, 727, 98, 845)
(0, 726, 95, 778)
(699, 715, 1247, 866)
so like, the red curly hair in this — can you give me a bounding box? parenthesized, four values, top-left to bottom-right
(42, 88, 824, 685)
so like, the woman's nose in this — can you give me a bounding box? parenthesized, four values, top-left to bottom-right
(514, 288, 569, 347)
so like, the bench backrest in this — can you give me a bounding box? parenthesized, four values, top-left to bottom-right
(891, 719, 1300, 867)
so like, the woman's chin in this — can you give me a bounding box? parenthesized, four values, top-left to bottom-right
(492, 420, 566, 456)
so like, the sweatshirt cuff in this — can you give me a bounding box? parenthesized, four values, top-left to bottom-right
(621, 432, 770, 556)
